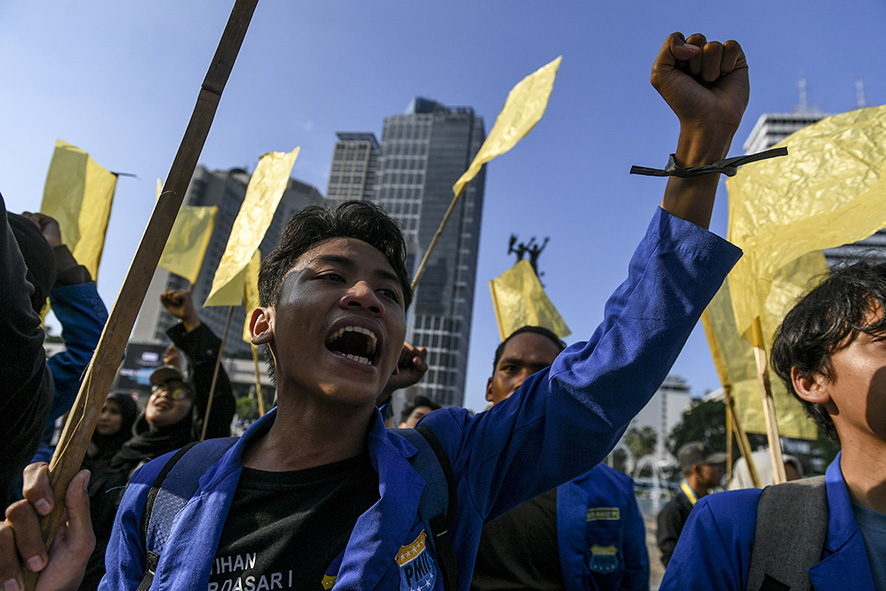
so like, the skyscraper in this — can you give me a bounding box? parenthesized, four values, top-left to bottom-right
(326, 132, 380, 206)
(330, 97, 486, 407)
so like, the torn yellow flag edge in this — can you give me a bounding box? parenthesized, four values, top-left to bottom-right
(452, 56, 561, 198)
(205, 148, 299, 306)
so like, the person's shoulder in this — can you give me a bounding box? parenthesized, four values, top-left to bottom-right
(573, 463, 634, 492)
(700, 488, 762, 513)
(691, 488, 762, 536)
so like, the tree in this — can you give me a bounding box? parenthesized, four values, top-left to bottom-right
(623, 425, 657, 475)
(667, 398, 729, 458)
(667, 398, 768, 461)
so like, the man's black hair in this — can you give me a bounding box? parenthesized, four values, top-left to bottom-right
(771, 260, 886, 442)
(400, 394, 442, 424)
(257, 201, 412, 380)
(492, 325, 566, 374)
(259, 200, 413, 309)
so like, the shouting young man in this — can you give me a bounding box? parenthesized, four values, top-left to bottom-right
(2, 31, 746, 591)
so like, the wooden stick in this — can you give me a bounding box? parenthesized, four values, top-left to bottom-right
(723, 385, 761, 489)
(28, 0, 258, 578)
(750, 317, 787, 485)
(201, 305, 234, 440)
(251, 344, 266, 416)
(411, 186, 465, 289)
(726, 401, 733, 482)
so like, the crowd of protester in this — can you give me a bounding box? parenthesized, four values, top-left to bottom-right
(2, 29, 882, 591)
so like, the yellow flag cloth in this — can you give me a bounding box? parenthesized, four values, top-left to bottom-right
(489, 259, 571, 341)
(727, 105, 886, 337)
(40, 139, 117, 280)
(452, 57, 561, 198)
(205, 148, 299, 307)
(242, 249, 261, 343)
(701, 251, 827, 440)
(158, 205, 218, 284)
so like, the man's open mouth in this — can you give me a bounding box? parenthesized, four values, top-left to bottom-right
(325, 325, 379, 367)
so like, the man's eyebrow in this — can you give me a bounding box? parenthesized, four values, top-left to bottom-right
(498, 356, 524, 366)
(310, 254, 356, 269)
(311, 254, 402, 287)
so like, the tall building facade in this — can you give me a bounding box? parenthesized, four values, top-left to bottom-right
(329, 97, 486, 407)
(743, 109, 886, 266)
(326, 132, 380, 206)
(133, 166, 324, 359)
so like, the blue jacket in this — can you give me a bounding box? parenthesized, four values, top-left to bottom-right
(660, 454, 875, 591)
(102, 208, 740, 591)
(558, 465, 649, 590)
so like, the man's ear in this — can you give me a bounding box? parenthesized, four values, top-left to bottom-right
(250, 307, 274, 345)
(791, 366, 831, 405)
(485, 377, 494, 403)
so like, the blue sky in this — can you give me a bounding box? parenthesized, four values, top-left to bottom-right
(2, 1, 884, 413)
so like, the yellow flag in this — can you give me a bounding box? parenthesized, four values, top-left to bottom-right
(158, 205, 218, 284)
(701, 251, 826, 440)
(727, 105, 886, 337)
(242, 249, 261, 343)
(452, 57, 561, 198)
(489, 259, 571, 341)
(40, 139, 117, 280)
(205, 148, 299, 307)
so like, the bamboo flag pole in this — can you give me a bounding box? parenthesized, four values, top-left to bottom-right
(201, 305, 235, 441)
(750, 317, 787, 485)
(726, 403, 733, 482)
(28, 0, 258, 575)
(723, 385, 761, 489)
(411, 187, 464, 289)
(251, 344, 266, 416)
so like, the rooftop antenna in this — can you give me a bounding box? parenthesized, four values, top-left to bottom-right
(797, 75, 808, 113)
(856, 76, 866, 109)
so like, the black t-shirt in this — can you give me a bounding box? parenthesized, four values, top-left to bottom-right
(471, 488, 565, 590)
(208, 451, 379, 591)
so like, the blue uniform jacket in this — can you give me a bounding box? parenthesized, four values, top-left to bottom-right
(660, 454, 874, 591)
(558, 465, 649, 590)
(102, 208, 740, 591)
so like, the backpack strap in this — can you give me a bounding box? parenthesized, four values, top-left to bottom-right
(137, 437, 238, 591)
(747, 475, 827, 591)
(394, 425, 459, 590)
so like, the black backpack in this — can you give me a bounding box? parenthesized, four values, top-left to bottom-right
(746, 476, 827, 591)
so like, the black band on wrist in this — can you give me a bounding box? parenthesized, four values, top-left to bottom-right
(629, 146, 788, 178)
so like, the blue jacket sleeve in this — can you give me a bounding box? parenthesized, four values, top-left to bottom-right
(424, 209, 742, 523)
(45, 281, 108, 425)
(658, 490, 759, 591)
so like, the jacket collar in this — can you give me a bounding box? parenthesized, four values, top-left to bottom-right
(332, 411, 427, 589)
(227, 408, 429, 590)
